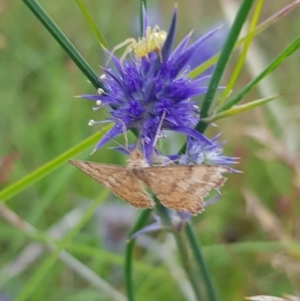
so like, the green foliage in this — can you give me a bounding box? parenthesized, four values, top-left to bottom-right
(1, 0, 300, 300)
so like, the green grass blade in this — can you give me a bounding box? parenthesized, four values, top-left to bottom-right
(219, 0, 264, 104)
(0, 126, 111, 203)
(14, 190, 118, 301)
(22, 0, 104, 90)
(140, 0, 147, 38)
(125, 209, 151, 301)
(219, 34, 300, 111)
(188, 0, 300, 79)
(199, 0, 254, 121)
(76, 0, 109, 49)
(185, 223, 219, 301)
(209, 94, 280, 122)
(173, 232, 204, 300)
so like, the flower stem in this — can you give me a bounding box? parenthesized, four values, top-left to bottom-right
(154, 204, 204, 300)
(173, 232, 203, 301)
(185, 223, 219, 301)
(200, 0, 254, 119)
(139, 0, 147, 38)
(124, 209, 152, 301)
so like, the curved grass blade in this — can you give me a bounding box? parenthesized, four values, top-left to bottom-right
(199, 0, 254, 121)
(0, 203, 126, 301)
(207, 94, 280, 122)
(189, 0, 300, 79)
(219, 0, 264, 104)
(0, 125, 111, 203)
(76, 0, 109, 49)
(219, 35, 300, 111)
(14, 190, 126, 301)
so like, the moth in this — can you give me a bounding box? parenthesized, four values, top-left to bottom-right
(69, 149, 229, 215)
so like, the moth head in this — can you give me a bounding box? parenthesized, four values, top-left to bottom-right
(127, 148, 149, 168)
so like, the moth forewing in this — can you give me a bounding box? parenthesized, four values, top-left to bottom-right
(68, 159, 155, 209)
(135, 164, 229, 215)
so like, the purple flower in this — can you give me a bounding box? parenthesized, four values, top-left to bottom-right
(82, 7, 222, 162)
(178, 134, 239, 166)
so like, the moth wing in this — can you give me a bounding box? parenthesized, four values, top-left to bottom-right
(139, 165, 229, 215)
(69, 160, 155, 209)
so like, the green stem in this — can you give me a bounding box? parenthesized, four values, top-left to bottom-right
(173, 232, 203, 301)
(124, 210, 151, 301)
(179, 0, 255, 152)
(185, 223, 219, 301)
(125, 202, 205, 301)
(155, 204, 204, 300)
(139, 0, 147, 38)
(200, 0, 254, 119)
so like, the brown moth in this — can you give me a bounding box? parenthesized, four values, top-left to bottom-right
(68, 149, 229, 215)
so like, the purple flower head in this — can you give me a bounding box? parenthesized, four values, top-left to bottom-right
(82, 7, 222, 162)
(179, 134, 239, 166)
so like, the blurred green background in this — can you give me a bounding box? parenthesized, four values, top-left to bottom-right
(1, 0, 300, 300)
